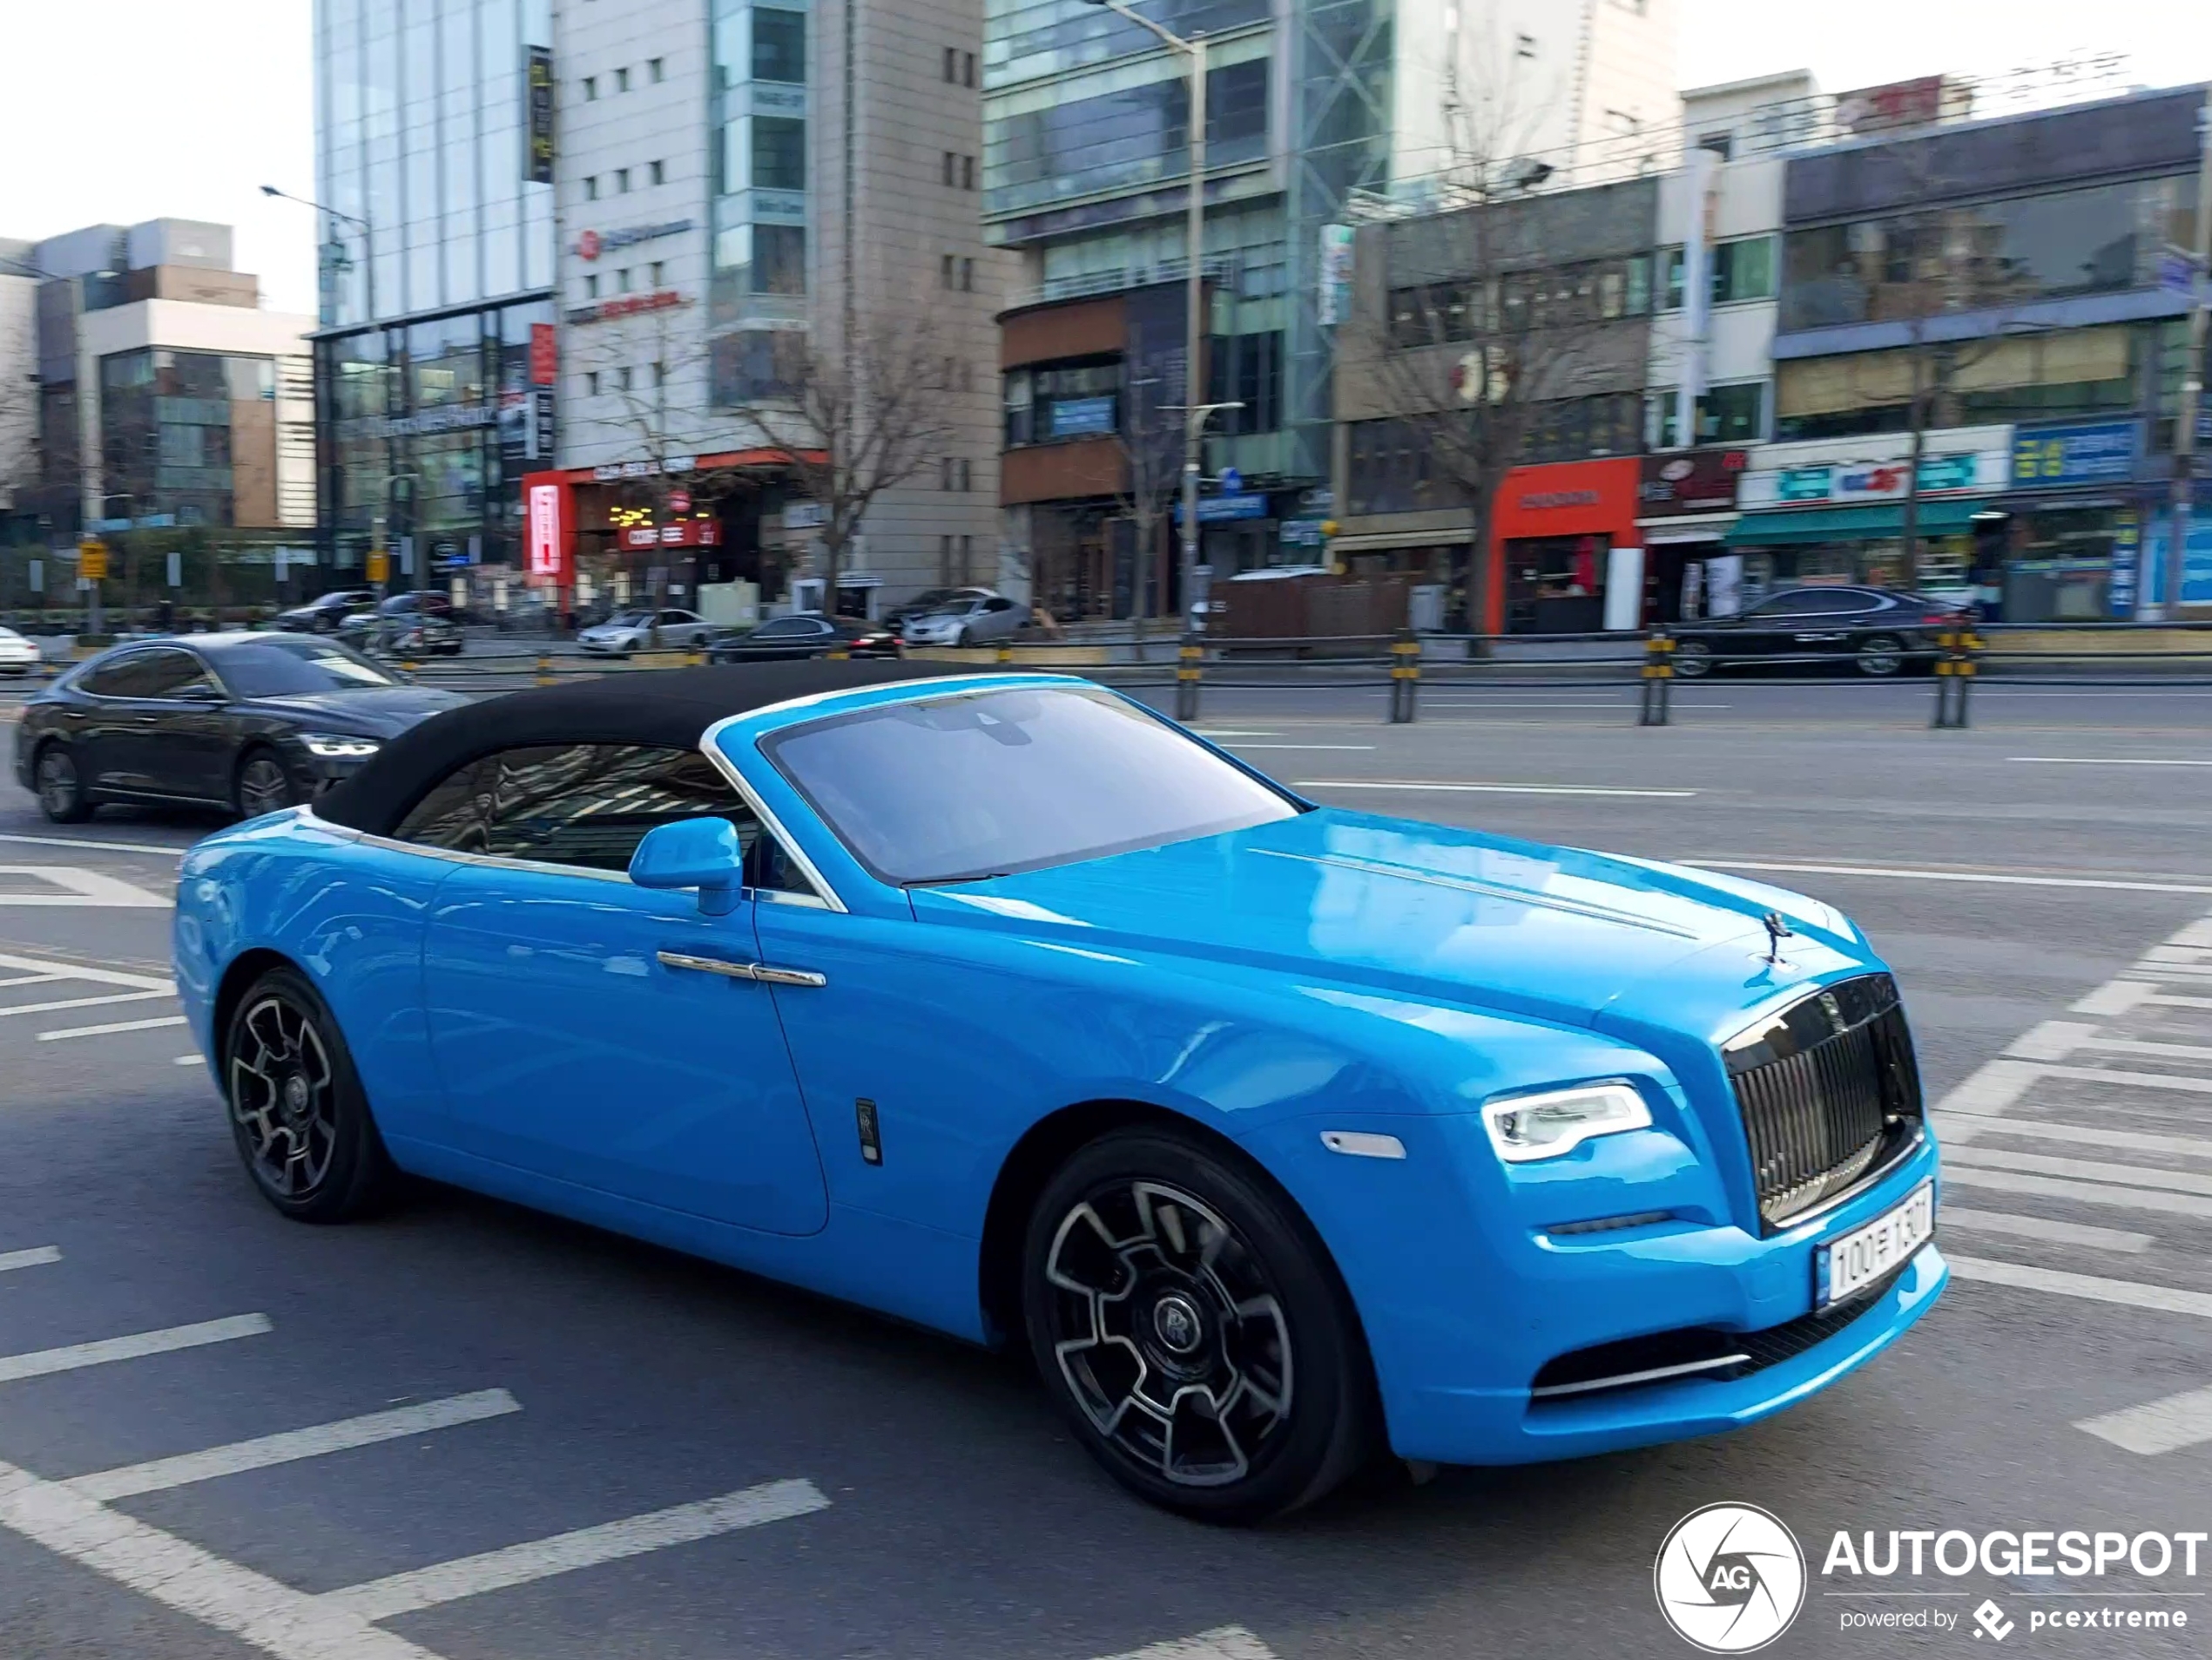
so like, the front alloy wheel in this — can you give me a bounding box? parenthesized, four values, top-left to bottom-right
(1672, 639, 1714, 678)
(1856, 633, 1905, 677)
(1024, 1129, 1375, 1522)
(224, 967, 393, 1220)
(35, 746, 92, 823)
(236, 752, 298, 818)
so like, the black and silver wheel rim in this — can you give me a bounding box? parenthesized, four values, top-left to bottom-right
(229, 995, 338, 1198)
(36, 750, 78, 816)
(239, 756, 293, 817)
(1858, 638, 1903, 676)
(1043, 1180, 1292, 1488)
(1674, 644, 1711, 678)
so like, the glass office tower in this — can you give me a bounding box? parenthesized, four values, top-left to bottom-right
(311, 0, 557, 580)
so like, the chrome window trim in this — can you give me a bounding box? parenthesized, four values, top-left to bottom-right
(697, 714, 853, 912)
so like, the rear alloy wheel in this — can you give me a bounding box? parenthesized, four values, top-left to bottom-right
(1855, 633, 1906, 677)
(1023, 1129, 1375, 1522)
(35, 745, 92, 823)
(223, 966, 394, 1221)
(1672, 639, 1714, 678)
(236, 750, 299, 819)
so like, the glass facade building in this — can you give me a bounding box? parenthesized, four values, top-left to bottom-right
(708, 0, 812, 408)
(312, 0, 556, 576)
(98, 350, 280, 529)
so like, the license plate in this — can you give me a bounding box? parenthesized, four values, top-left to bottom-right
(1819, 1182, 1934, 1307)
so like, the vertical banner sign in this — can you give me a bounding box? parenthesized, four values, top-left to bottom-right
(527, 482, 567, 580)
(2110, 509, 2141, 618)
(529, 322, 558, 386)
(1316, 225, 1355, 327)
(525, 46, 556, 184)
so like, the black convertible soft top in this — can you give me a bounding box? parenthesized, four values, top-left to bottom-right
(317, 658, 973, 837)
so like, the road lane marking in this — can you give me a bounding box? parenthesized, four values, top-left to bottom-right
(2073, 980, 2163, 1016)
(0, 951, 172, 991)
(1947, 1255, 2212, 1319)
(1941, 1168, 2212, 1219)
(1097, 1630, 1281, 1660)
(174, 1053, 204, 1066)
(0, 867, 171, 908)
(0, 972, 67, 989)
(1295, 779, 1698, 798)
(322, 1477, 831, 1621)
(1944, 1144, 2212, 1198)
(1935, 1111, 2212, 1160)
(0, 1246, 62, 1273)
(0, 1315, 272, 1385)
(2076, 1386, 2212, 1455)
(2010, 756, 2212, 766)
(0, 832, 191, 857)
(1938, 1209, 2153, 1254)
(1692, 860, 2212, 896)
(1932, 1058, 2041, 1117)
(0, 989, 175, 1020)
(2005, 1021, 2101, 1062)
(2172, 920, 2212, 948)
(0, 1456, 441, 1660)
(37, 1015, 190, 1043)
(2007, 1062, 2212, 1097)
(69, 1390, 523, 1501)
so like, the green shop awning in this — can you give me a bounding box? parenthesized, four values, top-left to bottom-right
(1723, 500, 1984, 547)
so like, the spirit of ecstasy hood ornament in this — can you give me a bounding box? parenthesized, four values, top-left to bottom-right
(1760, 909, 1795, 968)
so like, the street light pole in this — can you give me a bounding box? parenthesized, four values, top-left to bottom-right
(261, 184, 375, 327)
(1082, 0, 1208, 624)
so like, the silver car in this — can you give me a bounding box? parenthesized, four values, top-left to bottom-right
(900, 593, 1026, 648)
(0, 626, 41, 678)
(576, 608, 715, 655)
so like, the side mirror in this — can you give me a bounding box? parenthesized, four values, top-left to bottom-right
(629, 816, 747, 916)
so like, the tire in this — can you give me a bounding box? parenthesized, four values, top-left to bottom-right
(221, 965, 395, 1221)
(1855, 634, 1905, 678)
(34, 743, 93, 824)
(1022, 1127, 1378, 1523)
(956, 627, 974, 650)
(235, 747, 299, 820)
(1672, 639, 1714, 678)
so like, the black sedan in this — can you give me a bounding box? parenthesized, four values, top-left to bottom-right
(271, 589, 378, 633)
(709, 614, 901, 661)
(1670, 586, 1967, 678)
(13, 634, 467, 824)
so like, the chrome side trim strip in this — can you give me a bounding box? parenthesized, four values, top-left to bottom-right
(751, 964, 828, 989)
(1528, 1353, 1750, 1400)
(656, 951, 826, 989)
(698, 713, 848, 913)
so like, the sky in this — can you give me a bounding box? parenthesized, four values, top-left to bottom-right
(2, 0, 2209, 321)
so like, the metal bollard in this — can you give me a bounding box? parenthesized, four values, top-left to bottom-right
(1637, 631, 1673, 726)
(826, 647, 850, 661)
(1387, 627, 1420, 723)
(535, 652, 555, 687)
(1175, 631, 1203, 722)
(685, 648, 705, 668)
(1931, 625, 1980, 729)
(997, 641, 1015, 665)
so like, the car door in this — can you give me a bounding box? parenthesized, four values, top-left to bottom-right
(1779, 589, 1872, 660)
(974, 596, 1022, 641)
(57, 653, 155, 792)
(114, 646, 234, 801)
(415, 741, 830, 1234)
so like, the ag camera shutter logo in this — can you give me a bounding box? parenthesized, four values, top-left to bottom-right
(1655, 1503, 1807, 1652)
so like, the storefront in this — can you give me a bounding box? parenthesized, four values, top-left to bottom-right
(1980, 418, 2142, 620)
(1488, 458, 1643, 634)
(1636, 449, 1750, 623)
(1723, 428, 2012, 608)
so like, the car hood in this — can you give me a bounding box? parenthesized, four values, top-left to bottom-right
(234, 685, 470, 737)
(907, 807, 1876, 1042)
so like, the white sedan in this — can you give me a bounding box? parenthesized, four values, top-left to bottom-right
(576, 608, 715, 655)
(900, 594, 1027, 648)
(0, 626, 43, 677)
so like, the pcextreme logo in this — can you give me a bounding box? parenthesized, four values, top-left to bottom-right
(1655, 1503, 1809, 1653)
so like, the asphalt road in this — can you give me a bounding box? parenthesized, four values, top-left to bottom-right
(3, 680, 2212, 1659)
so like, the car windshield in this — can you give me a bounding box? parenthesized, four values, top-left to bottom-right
(606, 610, 654, 626)
(760, 685, 1300, 885)
(216, 638, 403, 696)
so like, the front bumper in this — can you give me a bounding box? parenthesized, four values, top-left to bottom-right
(1239, 1110, 1944, 1468)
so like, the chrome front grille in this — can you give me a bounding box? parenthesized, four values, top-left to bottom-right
(1723, 974, 1923, 1230)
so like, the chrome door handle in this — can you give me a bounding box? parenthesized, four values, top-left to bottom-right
(657, 950, 826, 989)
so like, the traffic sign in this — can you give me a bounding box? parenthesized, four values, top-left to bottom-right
(367, 550, 390, 584)
(1218, 466, 1243, 495)
(77, 541, 108, 581)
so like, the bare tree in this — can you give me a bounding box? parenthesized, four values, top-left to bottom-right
(1114, 371, 1182, 623)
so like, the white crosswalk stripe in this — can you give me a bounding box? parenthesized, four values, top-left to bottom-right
(1930, 912, 2212, 1451)
(0, 950, 185, 1060)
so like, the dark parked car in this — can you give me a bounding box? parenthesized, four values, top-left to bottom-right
(1670, 587, 1967, 678)
(709, 614, 901, 661)
(13, 633, 467, 824)
(338, 593, 464, 657)
(272, 590, 379, 634)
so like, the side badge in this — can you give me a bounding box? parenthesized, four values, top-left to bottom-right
(855, 1097, 883, 1165)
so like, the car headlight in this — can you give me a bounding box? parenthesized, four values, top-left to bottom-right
(300, 732, 381, 759)
(1480, 1081, 1652, 1163)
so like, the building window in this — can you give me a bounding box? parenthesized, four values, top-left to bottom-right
(651, 159, 665, 186)
(653, 361, 667, 388)
(1650, 381, 1769, 448)
(1662, 235, 1777, 309)
(584, 176, 598, 201)
(941, 254, 956, 288)
(616, 65, 631, 92)
(752, 118, 806, 191)
(586, 370, 601, 396)
(617, 268, 632, 293)
(711, 329, 803, 404)
(651, 260, 664, 284)
(943, 152, 957, 186)
(584, 274, 599, 299)
(619, 367, 635, 392)
(960, 533, 974, 580)
(752, 8, 806, 82)
(963, 51, 976, 87)
(940, 533, 954, 581)
(617, 167, 631, 193)
(961, 257, 974, 293)
(961, 155, 976, 191)
(943, 46, 958, 82)
(1515, 32, 1536, 57)
(751, 225, 806, 294)
(583, 76, 597, 101)
(650, 57, 664, 83)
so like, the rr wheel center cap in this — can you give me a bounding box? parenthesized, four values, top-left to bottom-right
(282, 1074, 311, 1121)
(1151, 1292, 1205, 1355)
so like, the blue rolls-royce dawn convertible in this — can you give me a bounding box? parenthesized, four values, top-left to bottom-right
(172, 660, 1945, 1521)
